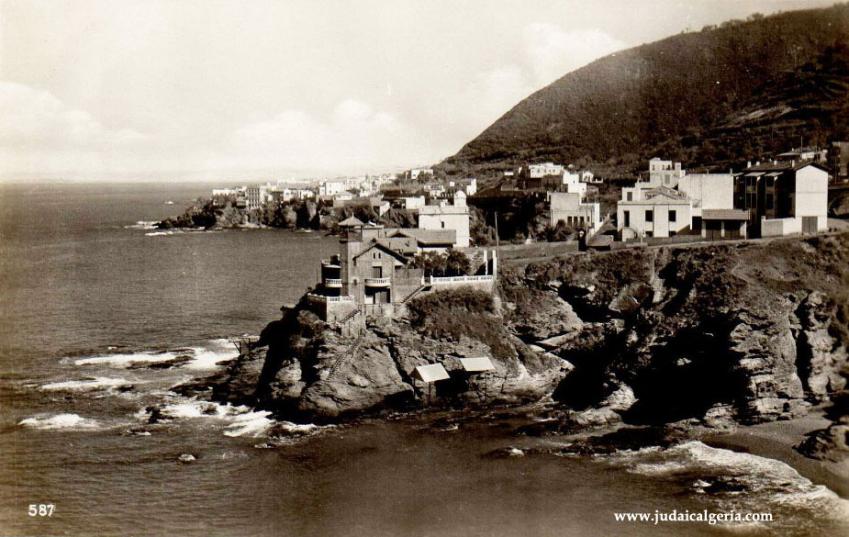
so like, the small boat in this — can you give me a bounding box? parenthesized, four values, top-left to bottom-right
(164, 200, 175, 205)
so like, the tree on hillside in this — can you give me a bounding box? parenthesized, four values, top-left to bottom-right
(445, 250, 472, 276)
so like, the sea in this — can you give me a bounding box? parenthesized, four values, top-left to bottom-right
(0, 182, 847, 537)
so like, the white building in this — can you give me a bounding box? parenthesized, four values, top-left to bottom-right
(245, 185, 268, 211)
(739, 162, 829, 237)
(647, 158, 686, 188)
(579, 170, 601, 184)
(409, 168, 434, 180)
(400, 196, 426, 210)
(617, 185, 693, 239)
(562, 170, 588, 197)
(549, 192, 601, 231)
(319, 180, 347, 197)
(418, 192, 470, 248)
(526, 162, 565, 178)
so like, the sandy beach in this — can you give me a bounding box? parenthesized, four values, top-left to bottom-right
(702, 411, 849, 498)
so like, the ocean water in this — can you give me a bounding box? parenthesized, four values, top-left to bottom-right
(0, 182, 846, 537)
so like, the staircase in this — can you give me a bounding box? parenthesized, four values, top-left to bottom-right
(400, 283, 432, 304)
(326, 332, 365, 381)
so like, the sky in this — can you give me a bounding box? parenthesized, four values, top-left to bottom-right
(0, 0, 837, 181)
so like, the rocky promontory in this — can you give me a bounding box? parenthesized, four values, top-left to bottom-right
(183, 233, 849, 447)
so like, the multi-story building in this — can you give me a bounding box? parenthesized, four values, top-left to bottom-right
(647, 158, 685, 188)
(735, 161, 829, 236)
(678, 173, 748, 240)
(319, 180, 347, 197)
(245, 185, 268, 211)
(418, 192, 470, 248)
(828, 141, 849, 181)
(549, 192, 601, 231)
(562, 170, 588, 197)
(308, 224, 497, 321)
(518, 162, 565, 190)
(617, 185, 693, 239)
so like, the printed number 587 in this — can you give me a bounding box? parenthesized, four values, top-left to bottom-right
(28, 504, 54, 517)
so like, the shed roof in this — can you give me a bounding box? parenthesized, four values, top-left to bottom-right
(459, 357, 495, 372)
(412, 363, 450, 383)
(338, 216, 365, 227)
(393, 228, 456, 245)
(702, 209, 750, 221)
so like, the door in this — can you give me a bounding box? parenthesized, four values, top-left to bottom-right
(802, 216, 817, 234)
(375, 290, 389, 304)
(705, 221, 722, 241)
(725, 222, 741, 239)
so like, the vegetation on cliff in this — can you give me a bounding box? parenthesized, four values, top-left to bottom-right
(501, 233, 849, 430)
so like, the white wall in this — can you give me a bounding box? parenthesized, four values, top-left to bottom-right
(794, 166, 828, 231)
(678, 174, 734, 211)
(617, 200, 691, 238)
(418, 211, 470, 247)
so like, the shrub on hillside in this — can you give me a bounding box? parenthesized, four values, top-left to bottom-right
(406, 288, 513, 359)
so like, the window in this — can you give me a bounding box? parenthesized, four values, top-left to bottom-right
(669, 210, 677, 222)
(626, 192, 633, 201)
(623, 210, 630, 227)
(441, 222, 445, 228)
(766, 194, 774, 210)
(646, 210, 654, 222)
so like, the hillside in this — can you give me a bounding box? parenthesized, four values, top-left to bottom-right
(444, 4, 849, 176)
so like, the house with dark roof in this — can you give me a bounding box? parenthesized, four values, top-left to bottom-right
(308, 223, 497, 322)
(735, 161, 829, 237)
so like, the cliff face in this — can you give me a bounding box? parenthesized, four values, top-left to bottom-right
(198, 290, 570, 422)
(198, 233, 849, 432)
(502, 234, 849, 430)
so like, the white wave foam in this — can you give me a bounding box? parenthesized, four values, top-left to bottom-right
(606, 440, 849, 528)
(224, 411, 275, 437)
(158, 400, 232, 419)
(144, 230, 176, 237)
(74, 350, 184, 367)
(124, 221, 159, 230)
(19, 413, 101, 430)
(40, 377, 132, 392)
(73, 341, 236, 370)
(183, 340, 238, 370)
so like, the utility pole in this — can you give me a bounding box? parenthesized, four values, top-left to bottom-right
(494, 210, 500, 248)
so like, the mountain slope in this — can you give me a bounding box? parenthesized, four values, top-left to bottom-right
(445, 4, 849, 175)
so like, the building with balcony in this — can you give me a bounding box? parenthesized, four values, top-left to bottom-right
(647, 158, 685, 188)
(307, 225, 497, 322)
(735, 161, 828, 237)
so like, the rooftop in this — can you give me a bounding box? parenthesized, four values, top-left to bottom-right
(702, 209, 750, 221)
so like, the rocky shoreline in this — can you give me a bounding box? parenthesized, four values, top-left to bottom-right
(178, 232, 849, 467)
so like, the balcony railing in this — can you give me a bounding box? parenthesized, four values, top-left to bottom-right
(307, 293, 355, 303)
(429, 275, 494, 284)
(324, 278, 343, 288)
(364, 277, 391, 287)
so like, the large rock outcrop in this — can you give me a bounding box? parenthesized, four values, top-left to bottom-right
(193, 233, 849, 431)
(501, 234, 849, 426)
